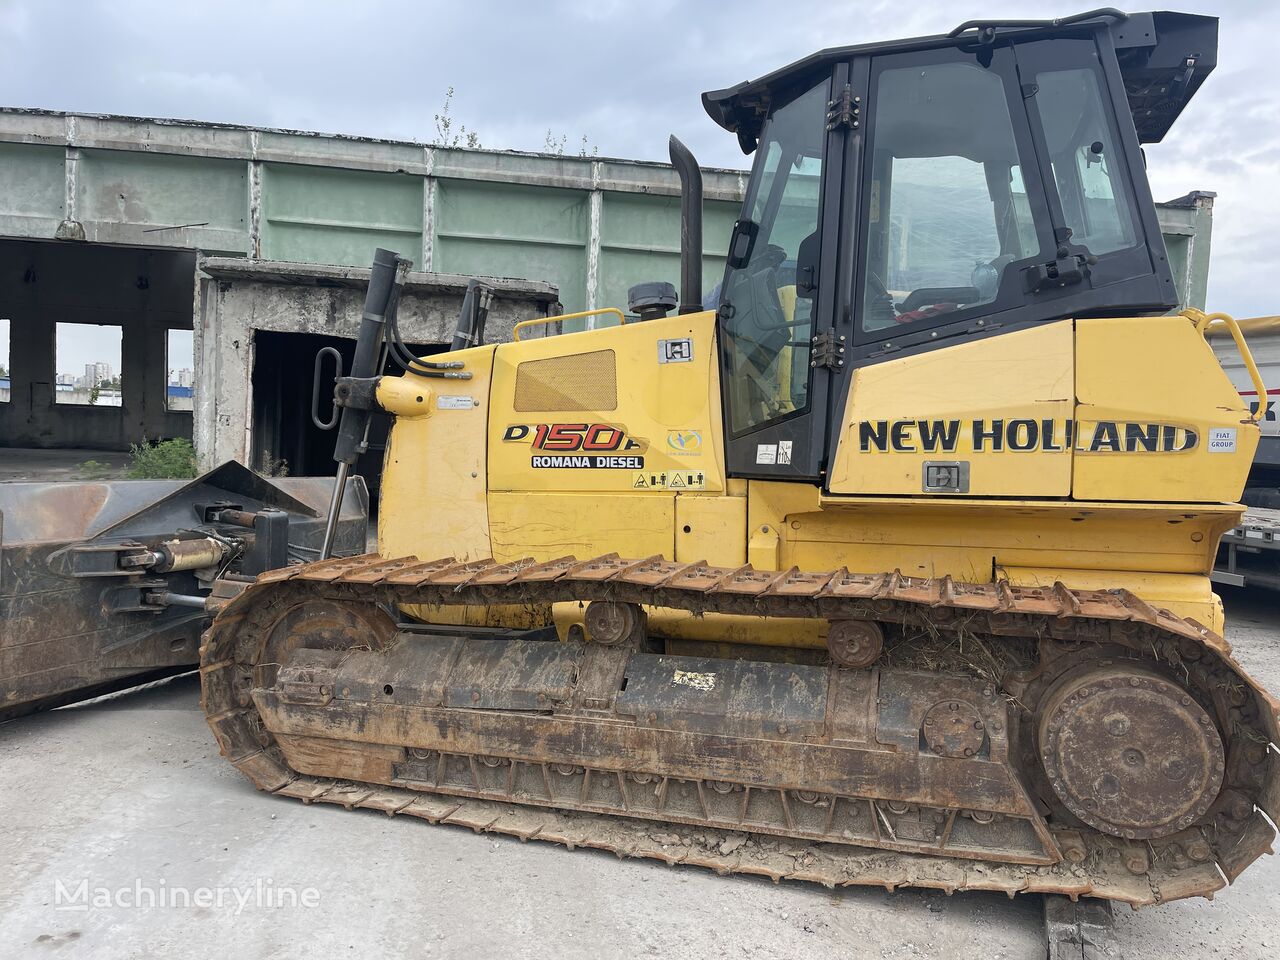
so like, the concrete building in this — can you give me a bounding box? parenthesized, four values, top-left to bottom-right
(196, 258, 557, 481)
(83, 361, 112, 387)
(0, 108, 1216, 476)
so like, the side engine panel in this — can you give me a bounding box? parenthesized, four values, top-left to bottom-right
(1073, 315, 1258, 501)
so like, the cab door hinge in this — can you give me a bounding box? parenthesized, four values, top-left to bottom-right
(810, 330, 846, 369)
(825, 84, 861, 131)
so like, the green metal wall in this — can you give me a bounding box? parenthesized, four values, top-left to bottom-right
(77, 149, 247, 249)
(0, 142, 63, 221)
(597, 192, 739, 319)
(260, 163, 422, 266)
(435, 179, 590, 310)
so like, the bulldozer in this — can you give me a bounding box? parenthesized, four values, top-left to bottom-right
(200, 9, 1279, 906)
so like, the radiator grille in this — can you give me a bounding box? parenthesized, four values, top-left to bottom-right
(514, 349, 617, 411)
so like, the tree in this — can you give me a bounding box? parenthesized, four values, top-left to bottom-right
(0, 364, 8, 377)
(88, 385, 99, 405)
(435, 88, 597, 156)
(433, 87, 481, 149)
(543, 129, 599, 158)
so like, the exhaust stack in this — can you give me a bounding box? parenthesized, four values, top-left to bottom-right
(668, 136, 703, 315)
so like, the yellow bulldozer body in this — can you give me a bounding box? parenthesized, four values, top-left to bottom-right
(376, 308, 1258, 638)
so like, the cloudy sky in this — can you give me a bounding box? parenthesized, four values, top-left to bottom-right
(1, 0, 1276, 352)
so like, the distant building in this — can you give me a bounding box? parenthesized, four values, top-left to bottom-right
(84, 361, 112, 386)
(167, 383, 194, 411)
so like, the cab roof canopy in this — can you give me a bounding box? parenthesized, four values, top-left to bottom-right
(702, 9, 1217, 152)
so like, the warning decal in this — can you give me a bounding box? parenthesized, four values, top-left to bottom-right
(631, 470, 707, 490)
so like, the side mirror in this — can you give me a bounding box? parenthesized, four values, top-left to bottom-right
(727, 219, 759, 269)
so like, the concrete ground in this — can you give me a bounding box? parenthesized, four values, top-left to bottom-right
(1, 590, 1277, 959)
(0, 447, 131, 482)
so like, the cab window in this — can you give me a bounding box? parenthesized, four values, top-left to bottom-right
(859, 56, 1042, 334)
(1035, 66, 1137, 256)
(718, 78, 828, 436)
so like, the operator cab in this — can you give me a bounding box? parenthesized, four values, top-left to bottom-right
(702, 9, 1218, 479)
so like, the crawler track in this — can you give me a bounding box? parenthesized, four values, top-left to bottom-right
(200, 553, 1280, 906)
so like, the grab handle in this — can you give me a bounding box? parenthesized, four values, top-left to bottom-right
(1190, 310, 1268, 423)
(311, 346, 344, 430)
(513, 308, 626, 341)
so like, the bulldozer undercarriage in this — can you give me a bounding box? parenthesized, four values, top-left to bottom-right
(201, 553, 1280, 906)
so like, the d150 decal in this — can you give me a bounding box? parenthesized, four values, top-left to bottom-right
(503, 423, 646, 452)
(504, 422, 647, 469)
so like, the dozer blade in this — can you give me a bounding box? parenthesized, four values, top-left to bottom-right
(201, 553, 1280, 907)
(0, 461, 367, 721)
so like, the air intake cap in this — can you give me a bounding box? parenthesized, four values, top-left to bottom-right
(628, 281, 678, 322)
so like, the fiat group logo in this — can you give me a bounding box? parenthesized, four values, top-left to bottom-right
(667, 430, 701, 452)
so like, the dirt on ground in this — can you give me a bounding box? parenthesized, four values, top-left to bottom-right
(0, 447, 130, 482)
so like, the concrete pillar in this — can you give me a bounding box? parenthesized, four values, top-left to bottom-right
(421, 146, 436, 272)
(585, 160, 602, 320)
(7, 302, 53, 445)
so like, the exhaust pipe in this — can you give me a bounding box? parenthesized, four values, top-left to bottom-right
(669, 136, 703, 315)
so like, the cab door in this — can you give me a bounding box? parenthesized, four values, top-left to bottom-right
(716, 64, 849, 480)
(824, 27, 1169, 499)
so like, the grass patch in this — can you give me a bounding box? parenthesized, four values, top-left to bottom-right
(76, 458, 116, 480)
(126, 438, 198, 479)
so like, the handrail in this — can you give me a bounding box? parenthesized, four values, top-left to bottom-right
(310, 346, 343, 430)
(947, 7, 1126, 38)
(512, 308, 626, 341)
(1187, 309, 1268, 423)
